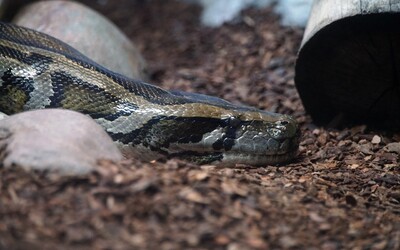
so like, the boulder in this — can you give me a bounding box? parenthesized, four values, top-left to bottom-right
(13, 0, 148, 80)
(0, 112, 7, 120)
(0, 109, 122, 175)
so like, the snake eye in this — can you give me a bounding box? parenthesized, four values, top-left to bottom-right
(228, 116, 241, 128)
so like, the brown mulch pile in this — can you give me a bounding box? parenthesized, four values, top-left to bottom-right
(1, 1, 399, 249)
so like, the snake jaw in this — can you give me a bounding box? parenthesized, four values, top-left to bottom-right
(236, 119, 300, 165)
(217, 147, 299, 166)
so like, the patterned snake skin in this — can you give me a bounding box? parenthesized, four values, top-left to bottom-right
(0, 22, 300, 165)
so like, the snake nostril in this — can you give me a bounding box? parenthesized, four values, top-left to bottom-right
(280, 120, 289, 125)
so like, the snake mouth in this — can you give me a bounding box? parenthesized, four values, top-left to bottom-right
(217, 147, 299, 166)
(167, 142, 299, 166)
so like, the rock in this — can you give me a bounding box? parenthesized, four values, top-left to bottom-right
(13, 0, 147, 80)
(0, 112, 7, 120)
(0, 109, 122, 175)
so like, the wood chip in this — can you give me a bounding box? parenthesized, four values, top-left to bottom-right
(384, 142, 400, 154)
(371, 135, 381, 144)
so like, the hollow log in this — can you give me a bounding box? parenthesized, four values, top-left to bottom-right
(295, 0, 400, 128)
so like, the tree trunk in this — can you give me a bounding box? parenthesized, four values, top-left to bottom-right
(295, 0, 400, 128)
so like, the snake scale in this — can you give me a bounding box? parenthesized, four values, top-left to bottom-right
(0, 22, 300, 166)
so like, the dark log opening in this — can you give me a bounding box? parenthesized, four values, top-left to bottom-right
(295, 13, 400, 128)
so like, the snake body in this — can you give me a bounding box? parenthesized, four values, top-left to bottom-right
(0, 22, 299, 165)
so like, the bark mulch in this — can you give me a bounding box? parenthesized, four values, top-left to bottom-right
(0, 1, 399, 249)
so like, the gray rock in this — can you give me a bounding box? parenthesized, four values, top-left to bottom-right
(13, 0, 148, 80)
(0, 112, 7, 120)
(0, 109, 122, 175)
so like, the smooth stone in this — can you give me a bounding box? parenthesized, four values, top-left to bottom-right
(13, 0, 147, 80)
(0, 109, 123, 175)
(0, 112, 7, 120)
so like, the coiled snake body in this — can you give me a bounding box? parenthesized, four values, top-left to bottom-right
(0, 22, 299, 165)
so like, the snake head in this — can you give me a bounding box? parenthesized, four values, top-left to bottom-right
(143, 110, 300, 166)
(213, 114, 300, 166)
